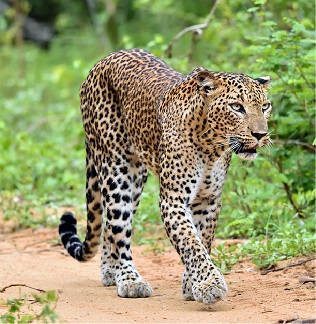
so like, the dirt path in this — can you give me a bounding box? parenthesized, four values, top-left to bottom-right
(0, 227, 315, 323)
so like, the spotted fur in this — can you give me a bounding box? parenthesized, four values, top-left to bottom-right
(59, 49, 272, 303)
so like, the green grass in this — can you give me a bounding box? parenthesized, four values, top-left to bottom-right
(212, 221, 316, 273)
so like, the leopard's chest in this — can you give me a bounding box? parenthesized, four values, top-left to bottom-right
(202, 160, 227, 195)
(195, 153, 231, 201)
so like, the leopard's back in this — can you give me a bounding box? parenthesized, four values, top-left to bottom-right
(80, 48, 185, 171)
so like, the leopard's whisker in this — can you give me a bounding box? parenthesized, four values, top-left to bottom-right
(268, 128, 275, 136)
(217, 141, 240, 162)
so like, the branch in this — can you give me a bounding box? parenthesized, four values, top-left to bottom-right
(275, 156, 300, 214)
(273, 139, 315, 152)
(261, 257, 316, 275)
(163, 0, 221, 59)
(0, 284, 46, 293)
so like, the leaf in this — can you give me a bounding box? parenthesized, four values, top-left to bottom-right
(247, 7, 260, 13)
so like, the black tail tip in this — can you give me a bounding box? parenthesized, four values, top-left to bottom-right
(58, 211, 84, 261)
(59, 212, 77, 236)
(60, 211, 77, 225)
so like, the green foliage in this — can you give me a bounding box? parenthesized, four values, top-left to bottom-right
(0, 41, 98, 204)
(241, 223, 316, 269)
(213, 220, 316, 272)
(0, 39, 99, 227)
(211, 242, 240, 274)
(1, 291, 60, 323)
(0, 192, 60, 229)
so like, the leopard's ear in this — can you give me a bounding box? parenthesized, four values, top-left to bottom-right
(255, 76, 272, 89)
(196, 71, 219, 94)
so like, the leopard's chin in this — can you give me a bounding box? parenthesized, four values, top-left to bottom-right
(236, 151, 258, 161)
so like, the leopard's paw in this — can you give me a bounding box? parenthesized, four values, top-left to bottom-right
(101, 271, 116, 286)
(101, 264, 116, 286)
(117, 279, 153, 298)
(192, 276, 227, 304)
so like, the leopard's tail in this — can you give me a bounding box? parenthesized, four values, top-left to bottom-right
(59, 211, 102, 261)
(59, 71, 103, 262)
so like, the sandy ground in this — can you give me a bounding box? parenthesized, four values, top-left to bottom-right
(0, 226, 315, 323)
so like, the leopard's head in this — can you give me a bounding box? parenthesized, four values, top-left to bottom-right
(196, 70, 272, 161)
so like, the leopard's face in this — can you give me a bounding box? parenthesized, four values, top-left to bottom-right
(197, 71, 272, 161)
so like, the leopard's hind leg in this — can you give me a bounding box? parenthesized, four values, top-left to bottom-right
(97, 145, 152, 297)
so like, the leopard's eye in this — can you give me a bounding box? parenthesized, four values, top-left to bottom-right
(229, 103, 246, 114)
(262, 102, 271, 113)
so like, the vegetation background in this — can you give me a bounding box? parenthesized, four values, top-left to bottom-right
(0, 0, 315, 270)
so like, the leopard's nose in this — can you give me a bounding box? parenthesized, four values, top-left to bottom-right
(251, 131, 267, 140)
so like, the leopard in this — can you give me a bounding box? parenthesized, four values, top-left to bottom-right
(59, 48, 272, 304)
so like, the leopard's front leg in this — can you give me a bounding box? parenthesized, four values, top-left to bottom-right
(182, 196, 223, 301)
(159, 192, 227, 304)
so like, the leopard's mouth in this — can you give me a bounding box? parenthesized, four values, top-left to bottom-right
(230, 139, 258, 161)
(232, 145, 257, 155)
